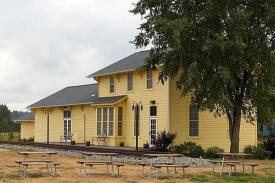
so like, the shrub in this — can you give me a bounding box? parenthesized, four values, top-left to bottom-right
(85, 141, 90, 146)
(154, 131, 176, 152)
(143, 142, 149, 149)
(28, 137, 34, 142)
(263, 137, 275, 159)
(243, 145, 266, 159)
(244, 145, 257, 155)
(119, 142, 124, 147)
(205, 146, 224, 158)
(173, 141, 205, 158)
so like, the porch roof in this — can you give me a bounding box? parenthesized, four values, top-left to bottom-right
(14, 112, 34, 122)
(28, 83, 127, 109)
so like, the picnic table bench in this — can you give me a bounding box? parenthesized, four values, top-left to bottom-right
(143, 153, 188, 179)
(79, 152, 122, 176)
(215, 153, 257, 176)
(16, 152, 60, 177)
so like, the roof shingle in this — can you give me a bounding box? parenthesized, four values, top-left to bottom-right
(87, 50, 150, 78)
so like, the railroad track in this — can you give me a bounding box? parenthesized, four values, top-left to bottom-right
(0, 141, 159, 157)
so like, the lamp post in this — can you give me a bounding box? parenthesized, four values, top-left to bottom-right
(132, 101, 143, 150)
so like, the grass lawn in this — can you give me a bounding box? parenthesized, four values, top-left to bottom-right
(0, 146, 274, 183)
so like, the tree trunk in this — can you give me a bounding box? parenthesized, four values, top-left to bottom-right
(229, 107, 242, 153)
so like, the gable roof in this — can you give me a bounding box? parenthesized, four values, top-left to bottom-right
(28, 84, 127, 109)
(14, 112, 34, 122)
(87, 50, 150, 78)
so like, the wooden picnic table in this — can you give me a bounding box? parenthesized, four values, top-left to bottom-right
(216, 152, 252, 175)
(17, 151, 59, 177)
(79, 152, 118, 176)
(144, 153, 184, 178)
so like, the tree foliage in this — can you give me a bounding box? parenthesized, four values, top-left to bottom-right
(131, 0, 275, 152)
(0, 104, 20, 133)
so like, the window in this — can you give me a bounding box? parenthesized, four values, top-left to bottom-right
(127, 72, 133, 91)
(147, 70, 153, 89)
(134, 105, 140, 136)
(110, 76, 114, 93)
(150, 106, 157, 116)
(103, 108, 108, 135)
(118, 107, 123, 136)
(189, 104, 199, 136)
(109, 107, 114, 136)
(97, 108, 102, 135)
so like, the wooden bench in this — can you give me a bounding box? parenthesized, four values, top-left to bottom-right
(211, 160, 240, 173)
(77, 161, 112, 176)
(242, 163, 259, 175)
(112, 163, 124, 176)
(91, 134, 107, 146)
(139, 162, 174, 177)
(85, 162, 115, 176)
(60, 133, 73, 143)
(20, 161, 60, 177)
(152, 164, 189, 179)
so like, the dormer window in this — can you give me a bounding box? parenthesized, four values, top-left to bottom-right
(147, 70, 153, 89)
(110, 76, 115, 93)
(127, 72, 133, 91)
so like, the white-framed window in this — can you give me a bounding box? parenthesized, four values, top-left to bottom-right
(118, 107, 123, 136)
(127, 72, 133, 91)
(147, 70, 153, 89)
(97, 108, 102, 135)
(109, 107, 114, 136)
(189, 104, 199, 136)
(63, 110, 71, 141)
(110, 76, 115, 93)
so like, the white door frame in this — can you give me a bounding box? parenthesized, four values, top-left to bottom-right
(64, 110, 72, 142)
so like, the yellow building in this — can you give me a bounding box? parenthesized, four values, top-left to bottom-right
(15, 112, 35, 140)
(26, 50, 257, 152)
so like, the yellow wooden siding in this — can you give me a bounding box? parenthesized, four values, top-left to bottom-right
(97, 69, 169, 147)
(169, 78, 257, 152)
(34, 109, 47, 142)
(20, 121, 34, 140)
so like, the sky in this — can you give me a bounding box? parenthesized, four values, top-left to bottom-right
(0, 0, 145, 111)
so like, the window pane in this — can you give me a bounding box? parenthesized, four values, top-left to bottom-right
(110, 76, 114, 93)
(103, 122, 107, 135)
(97, 108, 102, 121)
(189, 104, 199, 136)
(118, 122, 122, 136)
(128, 72, 133, 91)
(150, 106, 157, 116)
(109, 107, 114, 121)
(147, 70, 153, 89)
(118, 107, 123, 121)
(97, 122, 101, 135)
(64, 111, 68, 118)
(109, 122, 113, 136)
(103, 108, 107, 121)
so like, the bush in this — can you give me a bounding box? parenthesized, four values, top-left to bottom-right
(243, 145, 266, 159)
(154, 131, 176, 152)
(244, 145, 256, 155)
(173, 141, 205, 158)
(263, 137, 275, 159)
(205, 146, 224, 158)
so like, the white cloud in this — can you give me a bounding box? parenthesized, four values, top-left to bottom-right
(0, 0, 145, 111)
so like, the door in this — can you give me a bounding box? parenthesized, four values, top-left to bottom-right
(64, 110, 72, 142)
(149, 106, 157, 146)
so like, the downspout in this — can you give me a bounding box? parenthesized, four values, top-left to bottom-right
(168, 78, 170, 132)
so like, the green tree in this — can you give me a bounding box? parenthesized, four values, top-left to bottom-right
(0, 104, 16, 134)
(131, 0, 275, 152)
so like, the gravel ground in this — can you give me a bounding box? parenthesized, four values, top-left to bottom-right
(0, 144, 211, 166)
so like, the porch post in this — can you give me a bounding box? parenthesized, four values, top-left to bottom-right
(47, 109, 49, 144)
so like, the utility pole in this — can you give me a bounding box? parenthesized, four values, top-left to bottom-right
(132, 101, 143, 150)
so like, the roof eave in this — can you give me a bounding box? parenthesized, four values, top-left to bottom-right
(28, 102, 96, 109)
(87, 68, 140, 78)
